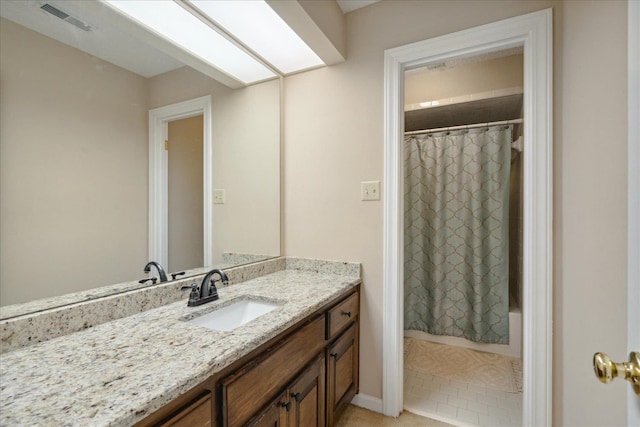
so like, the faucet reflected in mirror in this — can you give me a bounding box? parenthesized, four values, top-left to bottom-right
(144, 261, 168, 283)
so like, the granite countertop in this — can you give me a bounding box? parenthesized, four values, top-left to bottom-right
(0, 269, 361, 426)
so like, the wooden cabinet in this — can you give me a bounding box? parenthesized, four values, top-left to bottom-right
(287, 355, 325, 427)
(220, 316, 325, 427)
(246, 354, 325, 427)
(135, 382, 213, 427)
(221, 290, 359, 427)
(158, 392, 212, 427)
(137, 286, 359, 427)
(326, 323, 359, 427)
(326, 291, 359, 340)
(246, 392, 288, 427)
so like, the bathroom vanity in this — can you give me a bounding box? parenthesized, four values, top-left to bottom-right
(137, 287, 359, 427)
(0, 258, 361, 427)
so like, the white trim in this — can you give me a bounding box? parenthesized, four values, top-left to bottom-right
(382, 9, 553, 426)
(350, 393, 383, 413)
(628, 0, 640, 423)
(148, 96, 213, 268)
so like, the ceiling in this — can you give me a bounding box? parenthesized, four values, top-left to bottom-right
(0, 0, 377, 82)
(404, 94, 523, 132)
(0, 0, 184, 78)
(336, 0, 380, 13)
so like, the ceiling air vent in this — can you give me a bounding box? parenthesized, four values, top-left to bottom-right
(40, 3, 93, 31)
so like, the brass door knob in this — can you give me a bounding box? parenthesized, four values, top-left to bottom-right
(593, 351, 640, 395)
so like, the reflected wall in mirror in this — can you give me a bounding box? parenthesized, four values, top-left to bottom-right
(0, 2, 280, 309)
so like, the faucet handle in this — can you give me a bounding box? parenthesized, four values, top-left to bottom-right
(180, 283, 199, 302)
(138, 277, 157, 285)
(171, 271, 186, 280)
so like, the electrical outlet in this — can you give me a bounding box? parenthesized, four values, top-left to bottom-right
(361, 181, 380, 201)
(213, 189, 225, 204)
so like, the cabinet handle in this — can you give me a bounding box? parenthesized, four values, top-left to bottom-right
(280, 401, 292, 411)
(342, 311, 351, 317)
(291, 392, 301, 402)
(330, 352, 338, 358)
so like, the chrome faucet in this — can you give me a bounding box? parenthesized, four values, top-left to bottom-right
(144, 261, 168, 283)
(181, 269, 228, 307)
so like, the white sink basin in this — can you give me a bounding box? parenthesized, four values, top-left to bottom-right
(188, 299, 279, 332)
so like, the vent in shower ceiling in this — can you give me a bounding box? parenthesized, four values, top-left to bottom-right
(40, 3, 93, 31)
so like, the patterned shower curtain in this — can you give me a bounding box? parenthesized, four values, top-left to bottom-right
(404, 126, 511, 344)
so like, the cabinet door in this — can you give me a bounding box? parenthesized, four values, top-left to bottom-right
(326, 322, 359, 427)
(287, 355, 325, 427)
(246, 392, 288, 427)
(221, 316, 325, 427)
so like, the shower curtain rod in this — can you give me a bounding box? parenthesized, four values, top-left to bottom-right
(405, 118, 523, 136)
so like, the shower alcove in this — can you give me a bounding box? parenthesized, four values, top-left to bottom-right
(403, 86, 524, 359)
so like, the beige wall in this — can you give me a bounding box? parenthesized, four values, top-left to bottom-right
(168, 116, 204, 272)
(149, 69, 281, 264)
(283, 1, 629, 425)
(405, 54, 523, 104)
(210, 80, 281, 262)
(0, 18, 149, 305)
(557, 0, 628, 423)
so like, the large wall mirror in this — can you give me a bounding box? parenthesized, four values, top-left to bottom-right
(0, 1, 281, 314)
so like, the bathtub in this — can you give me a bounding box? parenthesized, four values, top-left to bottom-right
(404, 304, 522, 358)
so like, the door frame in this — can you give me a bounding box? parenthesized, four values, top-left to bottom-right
(148, 95, 213, 268)
(627, 0, 639, 422)
(382, 9, 553, 425)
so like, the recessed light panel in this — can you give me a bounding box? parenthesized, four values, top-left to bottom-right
(104, 0, 276, 84)
(191, 0, 325, 75)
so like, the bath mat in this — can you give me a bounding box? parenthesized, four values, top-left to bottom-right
(404, 337, 523, 393)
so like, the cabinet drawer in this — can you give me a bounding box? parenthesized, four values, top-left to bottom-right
(245, 391, 287, 427)
(159, 392, 211, 427)
(221, 315, 325, 427)
(326, 292, 359, 340)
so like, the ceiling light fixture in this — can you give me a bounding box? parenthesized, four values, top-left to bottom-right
(103, 0, 276, 85)
(189, 0, 325, 75)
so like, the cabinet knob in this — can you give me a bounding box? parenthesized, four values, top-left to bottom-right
(342, 311, 351, 318)
(291, 392, 301, 402)
(280, 401, 292, 411)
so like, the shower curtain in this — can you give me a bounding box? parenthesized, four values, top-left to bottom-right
(404, 126, 511, 344)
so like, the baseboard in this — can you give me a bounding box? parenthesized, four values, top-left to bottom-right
(350, 393, 383, 413)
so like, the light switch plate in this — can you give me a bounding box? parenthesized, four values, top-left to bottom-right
(361, 181, 380, 201)
(213, 189, 225, 204)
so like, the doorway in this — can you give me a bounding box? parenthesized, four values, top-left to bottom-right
(167, 115, 204, 272)
(402, 51, 524, 426)
(148, 96, 213, 270)
(382, 9, 553, 426)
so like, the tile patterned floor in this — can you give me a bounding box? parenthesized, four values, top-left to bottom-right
(404, 367, 522, 427)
